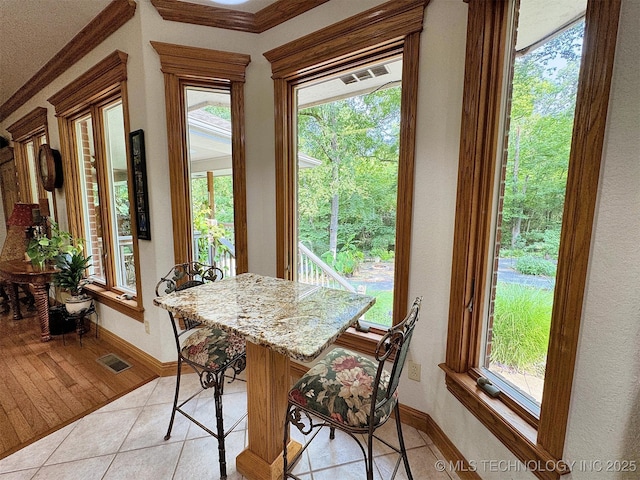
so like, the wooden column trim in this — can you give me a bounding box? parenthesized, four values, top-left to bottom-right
(537, 0, 621, 458)
(231, 82, 249, 274)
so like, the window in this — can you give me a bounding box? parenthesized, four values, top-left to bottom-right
(151, 42, 250, 273)
(6, 107, 57, 221)
(265, 0, 426, 354)
(441, 0, 621, 477)
(48, 51, 143, 319)
(72, 100, 134, 292)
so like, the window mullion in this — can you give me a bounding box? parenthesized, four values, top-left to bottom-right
(91, 103, 116, 290)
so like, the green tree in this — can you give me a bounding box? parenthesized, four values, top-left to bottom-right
(502, 22, 583, 257)
(297, 87, 400, 259)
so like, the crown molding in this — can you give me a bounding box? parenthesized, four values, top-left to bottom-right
(0, 0, 136, 123)
(150, 0, 328, 33)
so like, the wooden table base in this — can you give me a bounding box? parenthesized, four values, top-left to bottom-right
(236, 342, 302, 480)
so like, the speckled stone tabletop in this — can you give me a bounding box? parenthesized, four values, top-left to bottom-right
(153, 273, 376, 362)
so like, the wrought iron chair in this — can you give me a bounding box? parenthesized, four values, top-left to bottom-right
(155, 262, 246, 480)
(283, 296, 422, 480)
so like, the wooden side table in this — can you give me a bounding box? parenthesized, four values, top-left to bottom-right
(0, 259, 57, 341)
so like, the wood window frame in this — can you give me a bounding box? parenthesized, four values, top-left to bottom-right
(48, 50, 144, 320)
(440, 1, 621, 478)
(6, 108, 50, 205)
(151, 42, 250, 272)
(264, 0, 428, 355)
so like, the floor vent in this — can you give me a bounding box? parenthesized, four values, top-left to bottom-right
(97, 353, 132, 374)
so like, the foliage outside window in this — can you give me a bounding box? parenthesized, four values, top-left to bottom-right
(151, 41, 249, 275)
(296, 63, 402, 328)
(266, 0, 426, 354)
(442, 0, 621, 477)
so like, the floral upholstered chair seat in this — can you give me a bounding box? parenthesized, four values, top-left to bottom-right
(288, 347, 397, 430)
(181, 326, 246, 371)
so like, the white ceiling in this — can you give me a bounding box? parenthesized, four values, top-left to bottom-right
(0, 0, 276, 110)
(0, 0, 112, 109)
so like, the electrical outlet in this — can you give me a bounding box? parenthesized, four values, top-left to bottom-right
(144, 319, 150, 334)
(407, 361, 421, 382)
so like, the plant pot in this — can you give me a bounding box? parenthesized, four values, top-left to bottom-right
(65, 295, 93, 314)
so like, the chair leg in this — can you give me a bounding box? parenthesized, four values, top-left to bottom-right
(165, 358, 182, 441)
(394, 403, 413, 480)
(283, 403, 291, 479)
(366, 428, 375, 480)
(213, 377, 228, 480)
(329, 426, 335, 440)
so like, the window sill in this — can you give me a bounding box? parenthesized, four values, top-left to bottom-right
(439, 364, 569, 480)
(85, 284, 144, 322)
(335, 325, 383, 356)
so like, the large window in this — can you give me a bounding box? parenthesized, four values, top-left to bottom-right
(442, 0, 621, 476)
(266, 0, 426, 353)
(151, 42, 249, 272)
(72, 100, 134, 292)
(6, 107, 57, 221)
(186, 87, 237, 276)
(294, 57, 403, 329)
(49, 51, 143, 319)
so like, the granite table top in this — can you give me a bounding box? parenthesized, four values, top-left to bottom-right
(153, 272, 375, 362)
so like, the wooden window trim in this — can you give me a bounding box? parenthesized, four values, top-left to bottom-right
(150, 0, 328, 33)
(151, 42, 250, 271)
(7, 107, 49, 203)
(440, 1, 621, 478)
(48, 50, 144, 319)
(265, 0, 427, 353)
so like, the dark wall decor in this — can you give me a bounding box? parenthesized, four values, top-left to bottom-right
(129, 129, 151, 240)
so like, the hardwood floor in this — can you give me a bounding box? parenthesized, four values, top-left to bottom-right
(0, 307, 157, 460)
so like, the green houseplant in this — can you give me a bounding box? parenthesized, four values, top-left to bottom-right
(54, 249, 92, 314)
(26, 221, 74, 269)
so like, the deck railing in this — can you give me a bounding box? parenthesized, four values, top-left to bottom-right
(191, 234, 355, 292)
(297, 243, 356, 292)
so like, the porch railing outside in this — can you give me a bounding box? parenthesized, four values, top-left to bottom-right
(297, 243, 356, 292)
(191, 233, 355, 293)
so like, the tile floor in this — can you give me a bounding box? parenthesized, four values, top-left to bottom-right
(0, 373, 459, 480)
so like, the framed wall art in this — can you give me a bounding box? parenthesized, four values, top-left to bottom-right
(129, 129, 151, 240)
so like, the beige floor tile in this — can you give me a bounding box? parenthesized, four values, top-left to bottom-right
(0, 422, 77, 473)
(375, 446, 452, 480)
(0, 468, 39, 480)
(120, 402, 192, 451)
(102, 442, 182, 480)
(32, 455, 114, 480)
(304, 427, 369, 471)
(45, 408, 142, 465)
(173, 432, 245, 480)
(98, 379, 159, 413)
(1, 369, 456, 480)
(310, 460, 383, 480)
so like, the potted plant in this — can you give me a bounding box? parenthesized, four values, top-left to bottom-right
(54, 250, 93, 313)
(26, 221, 73, 269)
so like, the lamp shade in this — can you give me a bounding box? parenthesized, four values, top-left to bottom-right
(7, 203, 39, 227)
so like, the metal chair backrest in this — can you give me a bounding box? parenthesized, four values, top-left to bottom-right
(155, 262, 223, 331)
(371, 296, 422, 415)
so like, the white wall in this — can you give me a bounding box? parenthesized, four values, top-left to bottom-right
(0, 0, 637, 477)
